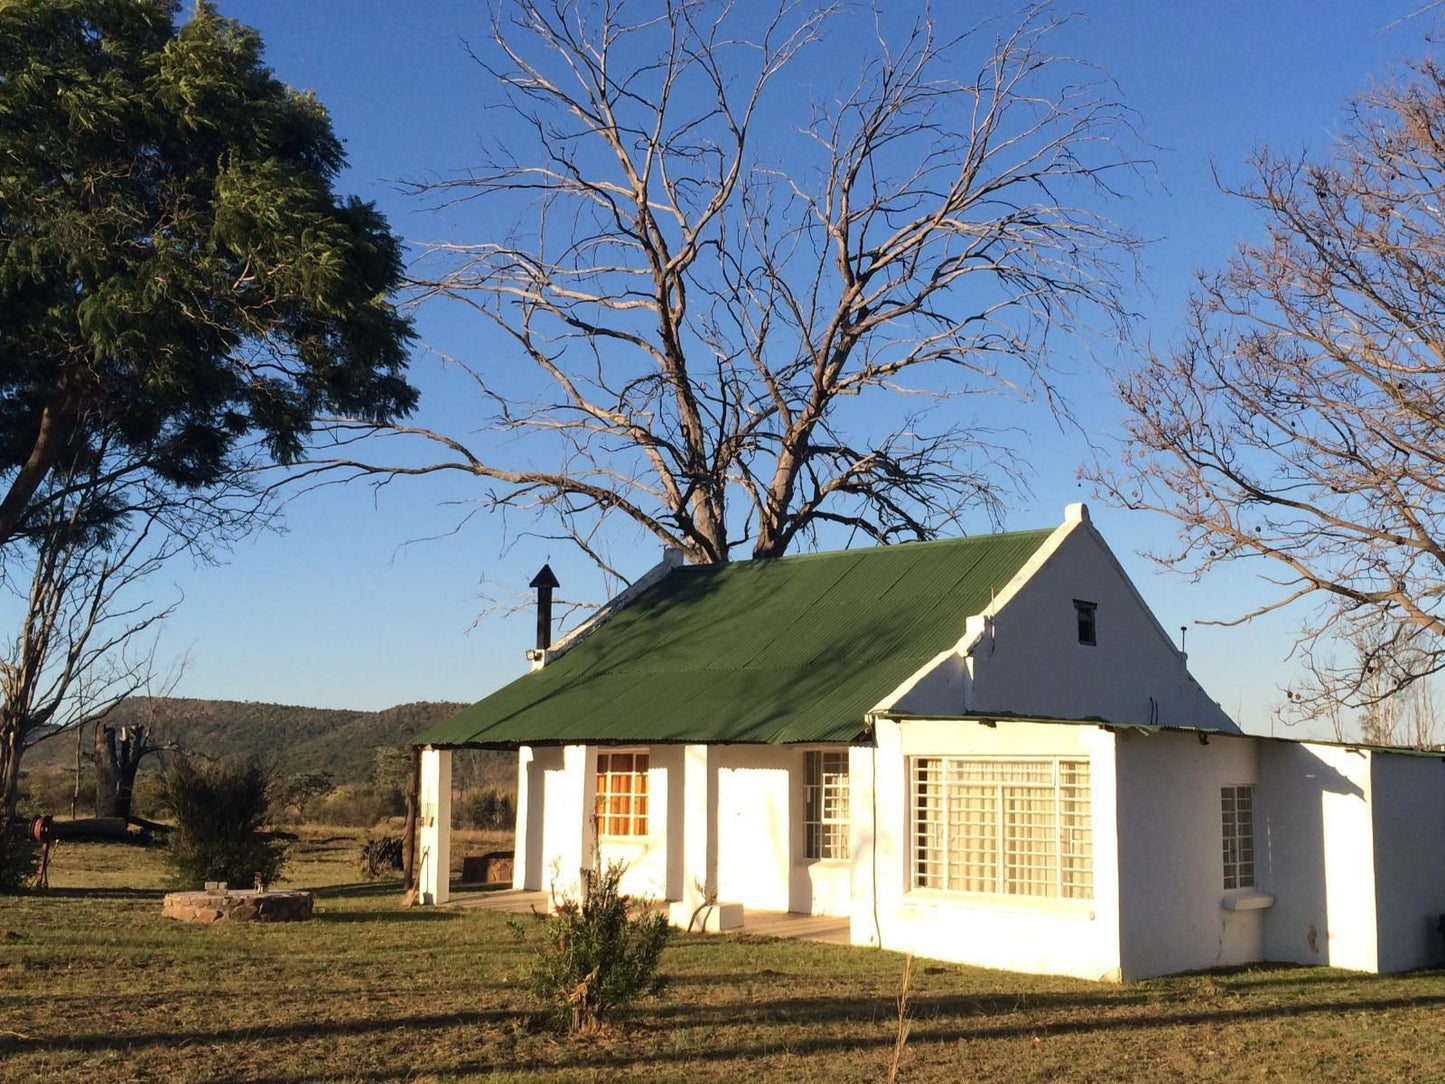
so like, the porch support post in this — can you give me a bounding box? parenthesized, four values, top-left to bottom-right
(418, 746, 452, 905)
(512, 745, 534, 890)
(681, 743, 716, 906)
(562, 743, 598, 894)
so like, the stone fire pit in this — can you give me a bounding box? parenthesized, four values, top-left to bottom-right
(163, 886, 313, 924)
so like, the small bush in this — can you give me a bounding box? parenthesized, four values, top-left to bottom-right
(316, 782, 403, 827)
(358, 835, 404, 880)
(0, 830, 39, 893)
(511, 860, 669, 1034)
(16, 768, 93, 820)
(455, 787, 515, 831)
(129, 773, 166, 820)
(161, 758, 286, 888)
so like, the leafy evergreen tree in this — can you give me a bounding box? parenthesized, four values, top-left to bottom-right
(0, 0, 417, 547)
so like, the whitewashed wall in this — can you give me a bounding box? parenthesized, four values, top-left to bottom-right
(1257, 742, 1376, 969)
(1369, 752, 1445, 973)
(524, 744, 594, 899)
(854, 717, 1123, 982)
(714, 745, 794, 912)
(598, 745, 681, 903)
(892, 510, 1237, 734)
(1114, 730, 1264, 979)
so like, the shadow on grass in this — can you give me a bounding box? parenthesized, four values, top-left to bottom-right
(206, 986, 1445, 1084)
(560, 988, 1445, 1072)
(0, 1007, 525, 1056)
(23, 887, 167, 900)
(316, 909, 464, 924)
(647, 987, 1153, 1026)
(307, 881, 403, 897)
(17, 979, 1445, 1079)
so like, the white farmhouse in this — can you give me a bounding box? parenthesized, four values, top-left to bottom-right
(412, 504, 1445, 982)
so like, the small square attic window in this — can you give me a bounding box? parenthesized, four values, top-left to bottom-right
(1074, 600, 1097, 646)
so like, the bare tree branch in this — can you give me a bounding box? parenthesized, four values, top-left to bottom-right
(293, 0, 1142, 567)
(1092, 57, 1445, 718)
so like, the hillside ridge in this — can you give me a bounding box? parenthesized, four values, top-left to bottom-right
(24, 696, 483, 785)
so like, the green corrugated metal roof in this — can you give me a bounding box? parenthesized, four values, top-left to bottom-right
(415, 528, 1055, 748)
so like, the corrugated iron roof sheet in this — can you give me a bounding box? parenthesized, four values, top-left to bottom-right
(414, 529, 1055, 747)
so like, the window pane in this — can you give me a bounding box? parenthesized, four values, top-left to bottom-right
(596, 751, 651, 837)
(804, 749, 850, 859)
(912, 757, 1091, 899)
(1221, 784, 1255, 890)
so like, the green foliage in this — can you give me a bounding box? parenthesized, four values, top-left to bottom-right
(0, 0, 416, 542)
(455, 787, 515, 831)
(0, 830, 39, 893)
(372, 746, 412, 793)
(275, 768, 334, 823)
(511, 861, 670, 1034)
(128, 772, 166, 820)
(161, 757, 285, 888)
(316, 782, 403, 828)
(18, 767, 94, 819)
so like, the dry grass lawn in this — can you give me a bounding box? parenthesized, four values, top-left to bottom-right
(2, 828, 1443, 1082)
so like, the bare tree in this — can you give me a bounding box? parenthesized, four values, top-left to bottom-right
(1094, 59, 1445, 714)
(91, 667, 187, 820)
(305, 0, 1141, 569)
(0, 448, 258, 827)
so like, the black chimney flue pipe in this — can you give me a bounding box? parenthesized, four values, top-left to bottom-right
(529, 563, 560, 651)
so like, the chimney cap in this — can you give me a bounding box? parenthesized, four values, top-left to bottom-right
(529, 563, 560, 590)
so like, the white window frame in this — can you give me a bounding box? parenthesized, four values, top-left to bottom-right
(804, 750, 850, 860)
(595, 750, 650, 838)
(910, 756, 1093, 900)
(1221, 784, 1256, 890)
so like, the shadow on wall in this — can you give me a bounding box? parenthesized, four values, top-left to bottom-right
(1259, 746, 1365, 969)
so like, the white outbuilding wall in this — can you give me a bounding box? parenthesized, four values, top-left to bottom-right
(1256, 741, 1375, 969)
(1113, 730, 1264, 980)
(853, 717, 1123, 982)
(1368, 752, 1445, 973)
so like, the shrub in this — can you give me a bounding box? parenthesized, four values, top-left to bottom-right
(16, 768, 94, 820)
(129, 773, 166, 821)
(316, 782, 403, 827)
(161, 758, 286, 888)
(274, 769, 335, 824)
(455, 787, 515, 831)
(511, 860, 669, 1034)
(0, 829, 38, 893)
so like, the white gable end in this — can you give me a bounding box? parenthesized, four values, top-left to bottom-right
(886, 506, 1240, 733)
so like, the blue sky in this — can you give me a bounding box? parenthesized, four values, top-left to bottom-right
(130, 1, 1434, 736)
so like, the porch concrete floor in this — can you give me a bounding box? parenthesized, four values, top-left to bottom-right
(445, 887, 851, 945)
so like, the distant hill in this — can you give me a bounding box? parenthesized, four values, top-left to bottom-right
(24, 697, 512, 788)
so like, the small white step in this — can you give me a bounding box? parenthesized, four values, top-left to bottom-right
(668, 899, 744, 932)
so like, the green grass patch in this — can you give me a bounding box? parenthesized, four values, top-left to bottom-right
(2, 829, 1443, 1081)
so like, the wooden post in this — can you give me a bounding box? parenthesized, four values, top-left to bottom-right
(401, 745, 421, 892)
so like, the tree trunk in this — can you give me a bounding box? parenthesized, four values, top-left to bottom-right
(93, 725, 119, 817)
(401, 746, 421, 890)
(0, 722, 21, 831)
(94, 724, 144, 819)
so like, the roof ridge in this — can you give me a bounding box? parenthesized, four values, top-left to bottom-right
(686, 527, 1058, 571)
